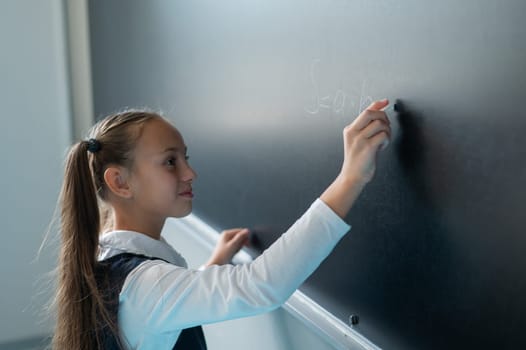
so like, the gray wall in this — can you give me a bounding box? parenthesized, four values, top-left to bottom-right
(0, 0, 71, 346)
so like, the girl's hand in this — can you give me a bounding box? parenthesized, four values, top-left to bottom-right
(320, 99, 391, 219)
(340, 99, 391, 185)
(205, 228, 250, 266)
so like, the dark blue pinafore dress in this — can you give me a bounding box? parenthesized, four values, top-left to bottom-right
(95, 253, 207, 349)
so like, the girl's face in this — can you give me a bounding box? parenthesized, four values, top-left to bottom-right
(128, 117, 197, 222)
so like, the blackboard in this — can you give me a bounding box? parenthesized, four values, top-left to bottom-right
(89, 1, 526, 348)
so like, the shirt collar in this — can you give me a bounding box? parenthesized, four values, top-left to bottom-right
(98, 230, 188, 268)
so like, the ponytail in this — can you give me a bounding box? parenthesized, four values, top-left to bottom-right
(51, 110, 157, 349)
(52, 141, 113, 350)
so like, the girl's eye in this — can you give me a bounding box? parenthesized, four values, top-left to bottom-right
(166, 155, 189, 167)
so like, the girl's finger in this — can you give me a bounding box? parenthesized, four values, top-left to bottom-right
(230, 229, 250, 243)
(366, 99, 389, 112)
(370, 130, 391, 151)
(222, 228, 246, 237)
(228, 233, 250, 251)
(362, 119, 391, 139)
(351, 110, 390, 132)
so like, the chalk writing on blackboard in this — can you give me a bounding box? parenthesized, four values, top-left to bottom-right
(304, 59, 373, 117)
(304, 59, 347, 115)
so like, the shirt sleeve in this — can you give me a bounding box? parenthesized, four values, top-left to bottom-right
(119, 198, 351, 333)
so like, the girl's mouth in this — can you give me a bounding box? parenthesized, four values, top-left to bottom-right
(179, 191, 194, 198)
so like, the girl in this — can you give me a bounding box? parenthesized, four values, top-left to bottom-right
(52, 99, 391, 350)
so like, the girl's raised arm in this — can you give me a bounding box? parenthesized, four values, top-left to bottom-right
(117, 100, 392, 342)
(321, 99, 391, 218)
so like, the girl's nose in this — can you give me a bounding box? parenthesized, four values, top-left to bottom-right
(182, 163, 197, 182)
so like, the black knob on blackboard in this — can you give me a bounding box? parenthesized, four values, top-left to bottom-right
(349, 314, 359, 326)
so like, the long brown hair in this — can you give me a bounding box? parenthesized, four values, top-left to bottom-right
(52, 110, 158, 350)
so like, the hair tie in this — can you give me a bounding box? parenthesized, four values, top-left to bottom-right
(86, 138, 102, 153)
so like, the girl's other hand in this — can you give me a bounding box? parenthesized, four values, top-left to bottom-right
(205, 228, 250, 266)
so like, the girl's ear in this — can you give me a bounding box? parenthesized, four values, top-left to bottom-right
(103, 166, 133, 199)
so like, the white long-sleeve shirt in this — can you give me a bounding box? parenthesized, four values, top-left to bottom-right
(98, 198, 351, 349)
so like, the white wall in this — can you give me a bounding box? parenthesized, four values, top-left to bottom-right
(0, 0, 71, 345)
